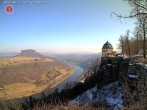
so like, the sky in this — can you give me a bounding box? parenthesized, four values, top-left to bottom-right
(0, 0, 136, 54)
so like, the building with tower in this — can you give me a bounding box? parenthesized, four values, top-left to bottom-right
(101, 41, 116, 61)
(102, 41, 114, 57)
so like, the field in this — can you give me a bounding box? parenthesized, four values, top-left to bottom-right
(0, 58, 9, 63)
(0, 57, 75, 100)
(0, 57, 54, 66)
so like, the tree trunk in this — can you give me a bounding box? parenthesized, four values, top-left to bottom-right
(143, 26, 146, 59)
(128, 41, 131, 57)
(136, 36, 139, 54)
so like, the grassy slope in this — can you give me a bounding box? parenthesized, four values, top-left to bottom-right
(0, 57, 75, 100)
(0, 58, 9, 62)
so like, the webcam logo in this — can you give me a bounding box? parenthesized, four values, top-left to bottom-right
(5, 5, 13, 14)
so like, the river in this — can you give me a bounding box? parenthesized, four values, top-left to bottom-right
(50, 65, 84, 92)
(4, 65, 84, 103)
(34, 65, 84, 97)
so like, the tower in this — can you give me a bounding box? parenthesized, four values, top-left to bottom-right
(102, 41, 113, 57)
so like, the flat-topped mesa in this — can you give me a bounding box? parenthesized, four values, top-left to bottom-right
(15, 49, 45, 58)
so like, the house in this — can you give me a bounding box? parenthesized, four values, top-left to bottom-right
(101, 41, 116, 61)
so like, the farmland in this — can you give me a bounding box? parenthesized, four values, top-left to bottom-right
(0, 58, 9, 63)
(0, 57, 75, 99)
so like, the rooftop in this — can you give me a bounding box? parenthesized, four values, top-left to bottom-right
(102, 41, 113, 49)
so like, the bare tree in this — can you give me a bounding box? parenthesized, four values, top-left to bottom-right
(119, 35, 125, 56)
(114, 0, 147, 58)
(113, 0, 147, 18)
(134, 28, 139, 54)
(135, 15, 147, 58)
(118, 33, 131, 57)
(133, 27, 143, 54)
(125, 30, 131, 57)
(128, 0, 147, 17)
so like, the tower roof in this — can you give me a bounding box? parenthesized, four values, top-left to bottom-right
(102, 41, 113, 49)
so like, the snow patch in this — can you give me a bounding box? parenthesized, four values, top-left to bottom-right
(70, 81, 124, 109)
(128, 74, 138, 78)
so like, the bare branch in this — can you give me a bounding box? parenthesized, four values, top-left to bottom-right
(131, 1, 147, 11)
(112, 12, 147, 19)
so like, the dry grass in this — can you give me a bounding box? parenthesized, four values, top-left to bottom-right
(122, 76, 147, 110)
(9, 57, 41, 62)
(0, 57, 54, 67)
(50, 67, 75, 88)
(0, 67, 75, 100)
(0, 58, 9, 63)
(0, 57, 75, 100)
(0, 100, 22, 110)
(0, 83, 47, 99)
(138, 58, 147, 64)
(33, 102, 105, 110)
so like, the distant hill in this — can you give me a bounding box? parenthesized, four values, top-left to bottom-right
(56, 53, 101, 70)
(15, 49, 45, 58)
(0, 52, 18, 58)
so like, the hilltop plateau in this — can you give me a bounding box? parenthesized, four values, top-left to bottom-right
(0, 50, 75, 100)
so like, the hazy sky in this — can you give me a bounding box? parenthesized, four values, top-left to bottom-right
(0, 0, 136, 53)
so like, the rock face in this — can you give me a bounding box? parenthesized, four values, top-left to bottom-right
(70, 81, 124, 110)
(15, 49, 45, 58)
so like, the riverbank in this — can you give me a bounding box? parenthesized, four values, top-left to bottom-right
(52, 65, 84, 92)
(49, 67, 76, 89)
(0, 57, 75, 100)
(0, 67, 75, 100)
(0, 65, 84, 106)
